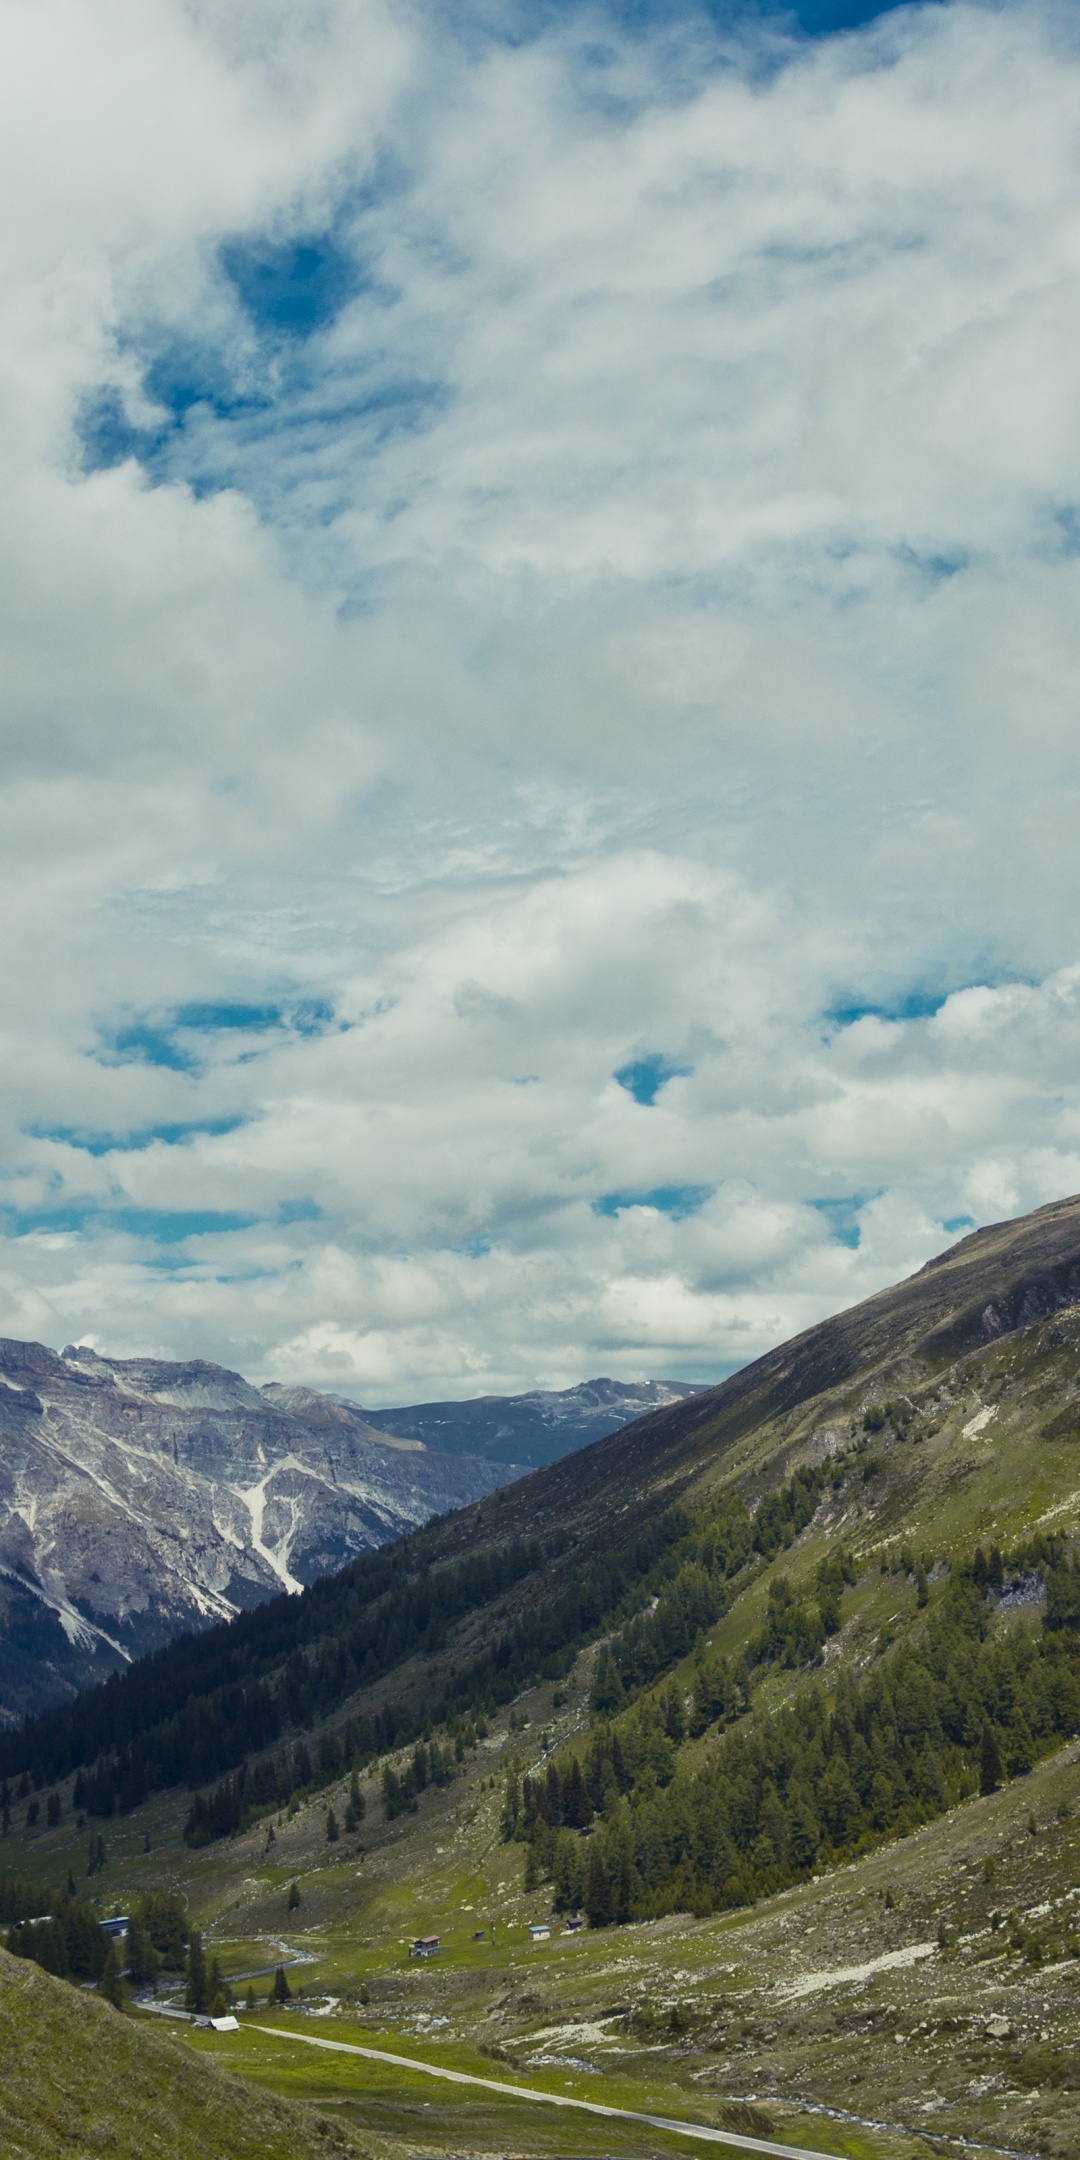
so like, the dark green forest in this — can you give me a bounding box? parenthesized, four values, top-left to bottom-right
(504, 1541, 1080, 1926)
(166, 1459, 839, 1844)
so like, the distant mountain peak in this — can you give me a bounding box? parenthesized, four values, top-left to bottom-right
(360, 1375, 705, 1466)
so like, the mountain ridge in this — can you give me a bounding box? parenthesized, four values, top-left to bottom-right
(0, 1337, 517, 1722)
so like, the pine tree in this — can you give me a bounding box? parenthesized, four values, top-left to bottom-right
(591, 1648, 624, 1716)
(662, 1684, 686, 1744)
(584, 1843, 613, 1928)
(287, 1880, 300, 1911)
(126, 1915, 160, 1992)
(562, 1758, 593, 1829)
(790, 1795, 821, 1873)
(272, 1964, 291, 2004)
(326, 1807, 339, 1842)
(980, 1724, 1003, 1797)
(184, 1927, 208, 2013)
(552, 1830, 583, 1911)
(500, 1775, 520, 1842)
(99, 1939, 126, 2011)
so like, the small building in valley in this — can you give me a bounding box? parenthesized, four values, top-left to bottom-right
(409, 1935, 440, 1958)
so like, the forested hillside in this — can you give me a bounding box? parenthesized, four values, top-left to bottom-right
(4, 1197, 1080, 2160)
(5, 1193, 1080, 1936)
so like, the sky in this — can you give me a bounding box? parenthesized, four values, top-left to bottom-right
(3, 0, 1080, 1403)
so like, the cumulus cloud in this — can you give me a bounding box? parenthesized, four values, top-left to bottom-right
(0, 0, 1078, 1397)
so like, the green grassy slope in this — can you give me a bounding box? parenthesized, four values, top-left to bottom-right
(0, 1943, 362, 2159)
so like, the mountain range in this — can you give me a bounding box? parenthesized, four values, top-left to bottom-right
(0, 1340, 518, 1721)
(360, 1375, 703, 1466)
(0, 1348, 701, 1723)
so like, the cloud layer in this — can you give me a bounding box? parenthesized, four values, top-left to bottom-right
(2, 0, 1080, 1398)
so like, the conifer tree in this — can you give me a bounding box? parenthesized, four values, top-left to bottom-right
(980, 1724, 1003, 1796)
(584, 1842, 613, 1928)
(184, 1928, 208, 2013)
(126, 1914, 160, 1992)
(562, 1758, 593, 1829)
(99, 1939, 126, 2011)
(500, 1774, 520, 1841)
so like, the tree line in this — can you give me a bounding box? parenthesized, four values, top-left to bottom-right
(5, 1887, 188, 1993)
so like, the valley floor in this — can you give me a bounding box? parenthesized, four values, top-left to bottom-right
(9, 1659, 1077, 2160)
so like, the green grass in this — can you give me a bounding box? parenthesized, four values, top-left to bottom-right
(178, 2009, 883, 2160)
(0, 1947, 361, 2160)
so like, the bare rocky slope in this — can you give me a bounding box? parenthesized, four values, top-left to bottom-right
(0, 1340, 517, 1720)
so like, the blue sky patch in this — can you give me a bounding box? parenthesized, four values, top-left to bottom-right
(825, 986, 949, 1029)
(100, 1022, 199, 1071)
(220, 232, 362, 339)
(173, 1002, 283, 1033)
(614, 1052, 692, 1105)
(76, 334, 260, 475)
(942, 1214, 976, 1235)
(2, 1205, 257, 1243)
(291, 1000, 338, 1037)
(479, 0, 917, 49)
(77, 387, 160, 473)
(95, 999, 330, 1070)
(808, 1193, 876, 1248)
(278, 1198, 323, 1225)
(593, 1183, 713, 1218)
(30, 1117, 245, 1157)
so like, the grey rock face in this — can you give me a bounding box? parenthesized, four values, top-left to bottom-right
(0, 1339, 516, 1721)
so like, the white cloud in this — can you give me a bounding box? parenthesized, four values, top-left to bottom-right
(0, 0, 1078, 1398)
